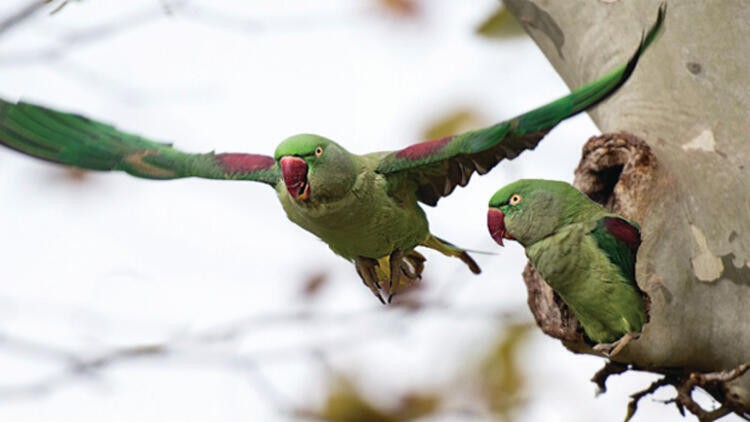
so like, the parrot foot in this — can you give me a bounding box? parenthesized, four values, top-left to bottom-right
(356, 251, 428, 304)
(355, 257, 385, 305)
(388, 250, 404, 299)
(403, 250, 425, 279)
(593, 332, 641, 357)
(386, 250, 426, 303)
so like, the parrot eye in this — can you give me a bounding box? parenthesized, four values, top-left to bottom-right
(315, 146, 324, 157)
(509, 194, 522, 205)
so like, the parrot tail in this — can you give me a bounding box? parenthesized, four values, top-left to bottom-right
(421, 235, 481, 274)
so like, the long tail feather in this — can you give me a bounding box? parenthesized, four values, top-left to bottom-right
(421, 235, 481, 274)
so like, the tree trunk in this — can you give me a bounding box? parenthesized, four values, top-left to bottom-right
(504, 0, 750, 415)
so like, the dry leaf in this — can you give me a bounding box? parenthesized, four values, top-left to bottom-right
(422, 108, 485, 141)
(479, 323, 532, 418)
(300, 271, 329, 297)
(376, 0, 419, 17)
(476, 6, 526, 39)
(319, 377, 440, 422)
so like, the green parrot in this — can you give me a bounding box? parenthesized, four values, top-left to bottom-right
(487, 179, 646, 355)
(0, 7, 663, 304)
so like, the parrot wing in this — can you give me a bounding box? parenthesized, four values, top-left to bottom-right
(376, 4, 664, 206)
(590, 216, 641, 282)
(0, 99, 280, 185)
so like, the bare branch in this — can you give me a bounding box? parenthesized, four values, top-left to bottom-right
(0, 1, 47, 36)
(591, 360, 629, 396)
(0, 303, 521, 403)
(48, 0, 80, 16)
(604, 362, 750, 421)
(624, 377, 671, 422)
(0, 2, 189, 65)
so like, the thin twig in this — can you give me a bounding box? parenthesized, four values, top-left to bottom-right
(613, 361, 750, 422)
(624, 377, 671, 422)
(591, 360, 629, 395)
(673, 381, 732, 422)
(0, 1, 47, 36)
(0, 2, 189, 65)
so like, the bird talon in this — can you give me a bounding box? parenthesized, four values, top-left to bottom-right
(374, 290, 386, 305)
(593, 332, 640, 357)
(400, 264, 417, 280)
(388, 250, 403, 298)
(355, 257, 385, 304)
(404, 250, 426, 279)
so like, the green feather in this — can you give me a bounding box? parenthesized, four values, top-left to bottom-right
(0, 99, 280, 184)
(376, 3, 665, 206)
(590, 217, 640, 282)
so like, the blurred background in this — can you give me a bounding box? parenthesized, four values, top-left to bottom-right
(0, 1, 711, 421)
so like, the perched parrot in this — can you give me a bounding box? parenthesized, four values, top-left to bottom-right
(487, 179, 646, 355)
(0, 7, 663, 304)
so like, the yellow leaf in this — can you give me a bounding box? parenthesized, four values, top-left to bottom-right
(319, 378, 440, 422)
(476, 6, 526, 39)
(422, 108, 485, 141)
(479, 323, 532, 418)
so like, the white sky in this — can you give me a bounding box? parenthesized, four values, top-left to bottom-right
(0, 1, 707, 421)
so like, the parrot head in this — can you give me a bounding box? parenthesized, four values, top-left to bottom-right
(275, 134, 357, 204)
(488, 179, 580, 247)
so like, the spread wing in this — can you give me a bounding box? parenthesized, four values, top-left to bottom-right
(376, 4, 664, 206)
(590, 216, 641, 282)
(0, 99, 280, 185)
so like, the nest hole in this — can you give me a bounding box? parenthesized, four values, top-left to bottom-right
(574, 132, 657, 219)
(588, 164, 624, 206)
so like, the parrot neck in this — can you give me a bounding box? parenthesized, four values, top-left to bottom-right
(521, 191, 608, 247)
(306, 152, 359, 204)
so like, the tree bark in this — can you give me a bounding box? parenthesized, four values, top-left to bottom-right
(504, 0, 750, 412)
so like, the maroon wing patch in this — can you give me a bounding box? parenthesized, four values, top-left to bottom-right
(216, 153, 275, 173)
(394, 136, 454, 160)
(603, 217, 641, 252)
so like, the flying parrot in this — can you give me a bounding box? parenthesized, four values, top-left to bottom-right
(487, 179, 646, 355)
(0, 7, 663, 304)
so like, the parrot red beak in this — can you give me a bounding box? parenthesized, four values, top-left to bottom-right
(487, 208, 513, 246)
(280, 156, 310, 201)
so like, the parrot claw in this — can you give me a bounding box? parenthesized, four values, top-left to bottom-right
(406, 251, 427, 280)
(355, 257, 386, 305)
(374, 291, 386, 305)
(400, 264, 417, 279)
(368, 283, 385, 304)
(355, 251, 426, 304)
(593, 332, 641, 357)
(390, 250, 427, 302)
(388, 250, 403, 298)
